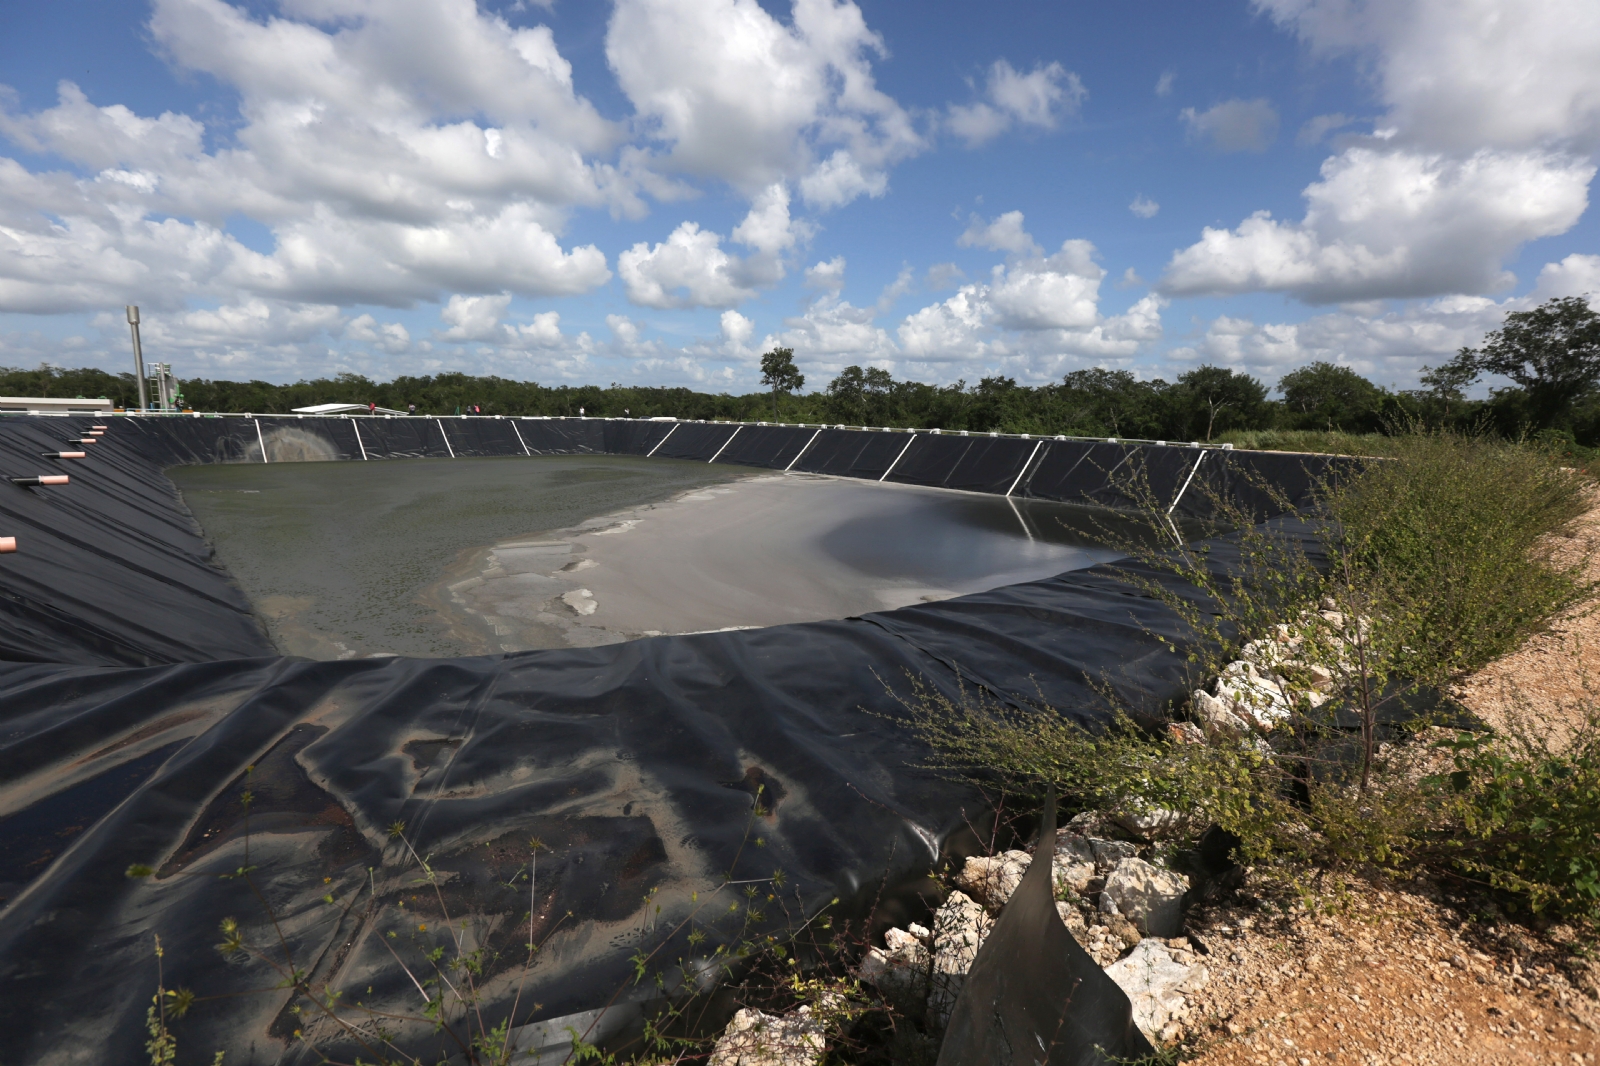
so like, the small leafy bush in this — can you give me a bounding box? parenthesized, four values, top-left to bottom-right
(1436, 702, 1600, 918)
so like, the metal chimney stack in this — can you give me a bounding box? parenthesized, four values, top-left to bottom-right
(127, 306, 148, 412)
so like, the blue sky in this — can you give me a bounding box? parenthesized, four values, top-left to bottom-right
(1, 0, 1597, 393)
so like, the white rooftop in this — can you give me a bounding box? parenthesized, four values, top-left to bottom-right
(0, 396, 115, 411)
(290, 403, 407, 416)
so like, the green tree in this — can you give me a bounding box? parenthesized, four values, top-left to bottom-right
(1058, 368, 1166, 438)
(1278, 361, 1386, 432)
(759, 347, 804, 419)
(1447, 295, 1600, 428)
(1170, 365, 1270, 441)
(826, 365, 892, 425)
(1418, 359, 1477, 422)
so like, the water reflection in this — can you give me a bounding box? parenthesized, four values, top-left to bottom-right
(819, 491, 1137, 585)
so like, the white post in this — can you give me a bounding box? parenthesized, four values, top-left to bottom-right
(707, 425, 742, 463)
(879, 432, 918, 481)
(1166, 451, 1208, 517)
(784, 428, 822, 471)
(1163, 450, 1208, 542)
(352, 419, 369, 460)
(645, 423, 679, 457)
(1006, 440, 1044, 497)
(439, 419, 456, 458)
(510, 420, 530, 456)
(254, 418, 268, 463)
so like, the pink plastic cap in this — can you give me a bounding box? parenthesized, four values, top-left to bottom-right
(0, 537, 15, 553)
(39, 475, 69, 485)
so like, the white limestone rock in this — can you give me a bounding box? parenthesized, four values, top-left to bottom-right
(1054, 832, 1096, 867)
(1089, 838, 1139, 872)
(1166, 721, 1207, 745)
(857, 924, 929, 1004)
(1100, 857, 1189, 938)
(1191, 689, 1250, 735)
(1055, 900, 1088, 936)
(1113, 807, 1191, 841)
(953, 850, 1030, 909)
(1215, 663, 1293, 729)
(1104, 939, 1209, 1042)
(709, 1005, 829, 1066)
(927, 890, 993, 1027)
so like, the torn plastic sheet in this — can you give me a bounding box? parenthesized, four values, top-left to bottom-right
(937, 788, 1154, 1065)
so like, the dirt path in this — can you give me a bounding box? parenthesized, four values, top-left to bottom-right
(1453, 497, 1600, 750)
(1183, 886, 1599, 1064)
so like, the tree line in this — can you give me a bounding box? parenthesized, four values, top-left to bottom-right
(4, 296, 1596, 447)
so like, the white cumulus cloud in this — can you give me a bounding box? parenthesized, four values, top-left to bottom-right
(605, 0, 921, 197)
(1165, 0, 1600, 305)
(957, 210, 1042, 257)
(0, 0, 617, 316)
(720, 309, 755, 346)
(1169, 253, 1600, 385)
(898, 222, 1163, 367)
(947, 59, 1086, 147)
(805, 256, 848, 292)
(619, 222, 756, 309)
(1255, 0, 1600, 153)
(1161, 147, 1593, 302)
(441, 293, 513, 342)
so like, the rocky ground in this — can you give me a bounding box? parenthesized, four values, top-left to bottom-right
(842, 831, 1600, 1066)
(1183, 884, 1600, 1065)
(709, 498, 1600, 1065)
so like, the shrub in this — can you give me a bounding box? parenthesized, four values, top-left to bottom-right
(1434, 694, 1600, 919)
(902, 428, 1599, 919)
(1324, 429, 1591, 677)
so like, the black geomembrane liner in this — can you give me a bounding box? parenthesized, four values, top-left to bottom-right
(709, 423, 816, 469)
(886, 432, 1036, 494)
(650, 420, 740, 461)
(602, 418, 676, 455)
(790, 426, 913, 478)
(0, 414, 1338, 1063)
(937, 788, 1154, 1064)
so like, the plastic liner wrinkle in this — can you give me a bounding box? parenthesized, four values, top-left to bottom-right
(0, 416, 1341, 1064)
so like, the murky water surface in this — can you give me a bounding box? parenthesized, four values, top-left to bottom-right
(172, 456, 745, 657)
(172, 457, 1146, 659)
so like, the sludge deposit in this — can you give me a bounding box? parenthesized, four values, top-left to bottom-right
(0, 414, 1331, 1064)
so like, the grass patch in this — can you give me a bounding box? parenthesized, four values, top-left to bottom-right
(1216, 428, 1391, 456)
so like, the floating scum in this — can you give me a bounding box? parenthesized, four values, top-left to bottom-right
(0, 413, 1335, 1064)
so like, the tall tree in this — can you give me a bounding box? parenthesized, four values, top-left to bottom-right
(1446, 295, 1600, 426)
(1418, 360, 1477, 421)
(1171, 365, 1270, 441)
(1278, 361, 1386, 432)
(826, 365, 893, 425)
(1059, 368, 1165, 438)
(759, 347, 805, 419)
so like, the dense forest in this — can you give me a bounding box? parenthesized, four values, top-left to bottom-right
(4, 296, 1596, 449)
